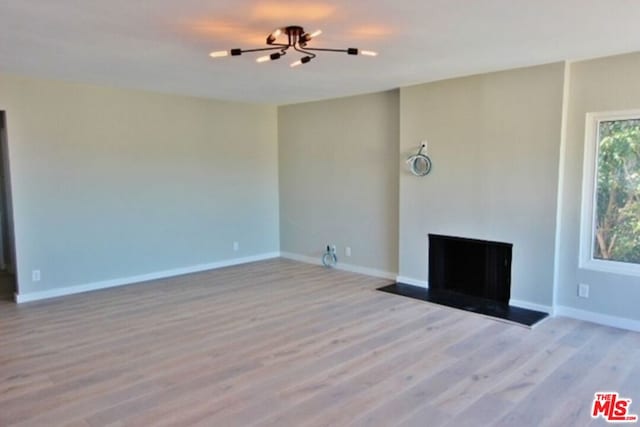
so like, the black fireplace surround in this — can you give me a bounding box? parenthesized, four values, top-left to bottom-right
(378, 234, 548, 327)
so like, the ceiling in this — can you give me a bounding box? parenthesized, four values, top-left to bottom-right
(1, 1, 640, 105)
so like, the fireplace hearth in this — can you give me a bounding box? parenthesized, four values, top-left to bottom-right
(378, 234, 548, 327)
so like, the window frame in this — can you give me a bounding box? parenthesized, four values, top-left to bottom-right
(579, 109, 640, 276)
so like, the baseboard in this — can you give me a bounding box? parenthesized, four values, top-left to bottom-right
(280, 252, 396, 281)
(395, 276, 428, 288)
(555, 305, 640, 332)
(509, 299, 553, 314)
(15, 252, 281, 304)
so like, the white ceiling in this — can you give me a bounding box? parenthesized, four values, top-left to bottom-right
(1, 0, 639, 105)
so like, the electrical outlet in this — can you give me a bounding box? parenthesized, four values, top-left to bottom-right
(32, 270, 41, 282)
(345, 246, 352, 257)
(578, 283, 589, 298)
(233, 241, 239, 251)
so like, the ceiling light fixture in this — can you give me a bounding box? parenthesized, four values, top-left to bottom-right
(209, 25, 378, 68)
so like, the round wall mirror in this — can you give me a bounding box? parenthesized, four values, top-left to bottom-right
(408, 153, 432, 176)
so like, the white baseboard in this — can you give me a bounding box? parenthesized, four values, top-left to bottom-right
(280, 252, 396, 281)
(555, 305, 640, 332)
(509, 299, 553, 314)
(15, 252, 281, 304)
(395, 276, 428, 288)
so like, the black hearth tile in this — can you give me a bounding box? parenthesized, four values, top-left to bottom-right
(377, 283, 548, 328)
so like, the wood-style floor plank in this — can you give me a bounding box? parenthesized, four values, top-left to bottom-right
(0, 258, 638, 427)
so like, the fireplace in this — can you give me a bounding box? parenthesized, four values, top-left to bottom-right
(377, 234, 548, 327)
(428, 234, 512, 303)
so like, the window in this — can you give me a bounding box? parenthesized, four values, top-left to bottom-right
(580, 111, 640, 275)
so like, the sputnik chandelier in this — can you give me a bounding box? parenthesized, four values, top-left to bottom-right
(209, 25, 378, 67)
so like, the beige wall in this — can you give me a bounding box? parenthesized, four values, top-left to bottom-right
(0, 74, 279, 296)
(278, 91, 399, 275)
(556, 53, 640, 321)
(3, 52, 640, 325)
(398, 63, 566, 307)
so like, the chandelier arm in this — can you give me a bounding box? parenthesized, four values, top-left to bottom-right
(303, 47, 351, 53)
(293, 45, 317, 59)
(239, 46, 288, 54)
(267, 42, 291, 48)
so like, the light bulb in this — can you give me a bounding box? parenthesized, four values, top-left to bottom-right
(209, 50, 229, 58)
(360, 50, 378, 57)
(257, 53, 281, 63)
(291, 56, 311, 67)
(267, 28, 283, 44)
(310, 30, 322, 38)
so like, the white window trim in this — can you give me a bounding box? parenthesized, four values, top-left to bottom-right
(579, 109, 640, 277)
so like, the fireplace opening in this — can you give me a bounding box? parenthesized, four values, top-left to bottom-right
(428, 234, 512, 303)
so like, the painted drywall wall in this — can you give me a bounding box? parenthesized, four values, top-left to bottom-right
(0, 74, 279, 296)
(3, 52, 639, 326)
(399, 63, 565, 307)
(556, 52, 640, 321)
(278, 91, 399, 275)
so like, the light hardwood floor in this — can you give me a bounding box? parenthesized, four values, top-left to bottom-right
(0, 259, 638, 426)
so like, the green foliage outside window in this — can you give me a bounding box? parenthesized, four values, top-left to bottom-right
(594, 119, 640, 264)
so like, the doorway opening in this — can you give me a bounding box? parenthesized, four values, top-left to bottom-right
(0, 111, 17, 300)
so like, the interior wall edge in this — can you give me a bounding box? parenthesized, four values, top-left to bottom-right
(280, 252, 397, 281)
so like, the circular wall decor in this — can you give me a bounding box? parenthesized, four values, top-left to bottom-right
(407, 143, 432, 176)
(408, 154, 432, 176)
